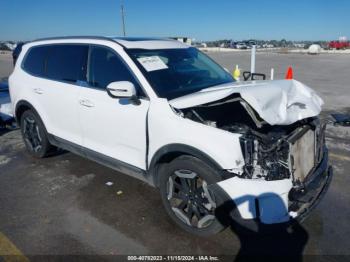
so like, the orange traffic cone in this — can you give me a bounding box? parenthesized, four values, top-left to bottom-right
(285, 66, 293, 79)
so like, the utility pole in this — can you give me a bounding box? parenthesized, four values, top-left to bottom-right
(120, 0, 126, 36)
(250, 45, 256, 74)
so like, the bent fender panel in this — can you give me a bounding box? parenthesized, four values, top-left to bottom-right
(149, 143, 222, 170)
(147, 99, 245, 172)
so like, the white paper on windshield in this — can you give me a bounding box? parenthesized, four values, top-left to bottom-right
(137, 56, 168, 72)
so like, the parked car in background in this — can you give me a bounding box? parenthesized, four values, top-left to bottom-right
(9, 36, 333, 236)
(328, 41, 350, 50)
(235, 42, 247, 49)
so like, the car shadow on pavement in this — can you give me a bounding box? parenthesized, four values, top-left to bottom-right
(0, 126, 16, 136)
(215, 194, 309, 261)
(0, 128, 11, 136)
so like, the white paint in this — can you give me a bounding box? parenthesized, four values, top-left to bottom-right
(78, 87, 149, 169)
(147, 98, 245, 170)
(217, 177, 293, 223)
(169, 79, 324, 125)
(107, 81, 136, 98)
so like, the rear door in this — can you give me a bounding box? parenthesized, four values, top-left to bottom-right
(39, 44, 88, 144)
(78, 45, 150, 170)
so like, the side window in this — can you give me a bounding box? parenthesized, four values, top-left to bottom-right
(22, 46, 48, 76)
(88, 46, 143, 95)
(46, 45, 88, 83)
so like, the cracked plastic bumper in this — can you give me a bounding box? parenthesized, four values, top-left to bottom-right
(210, 150, 332, 225)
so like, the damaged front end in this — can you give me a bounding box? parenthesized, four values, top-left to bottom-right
(178, 93, 326, 183)
(174, 90, 334, 225)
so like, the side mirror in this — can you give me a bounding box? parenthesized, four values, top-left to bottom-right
(106, 81, 136, 98)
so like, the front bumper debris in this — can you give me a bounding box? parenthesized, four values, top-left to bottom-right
(209, 150, 332, 226)
(288, 150, 333, 222)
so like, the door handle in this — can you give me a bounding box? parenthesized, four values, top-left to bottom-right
(33, 88, 43, 94)
(79, 99, 95, 108)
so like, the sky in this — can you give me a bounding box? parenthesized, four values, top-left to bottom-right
(1, 0, 349, 41)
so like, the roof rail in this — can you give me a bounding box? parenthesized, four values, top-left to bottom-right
(30, 35, 118, 44)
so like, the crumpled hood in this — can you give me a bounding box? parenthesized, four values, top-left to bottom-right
(169, 79, 324, 125)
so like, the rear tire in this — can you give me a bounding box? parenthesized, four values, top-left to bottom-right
(20, 110, 53, 158)
(159, 155, 227, 236)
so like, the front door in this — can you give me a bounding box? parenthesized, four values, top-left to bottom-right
(78, 45, 149, 170)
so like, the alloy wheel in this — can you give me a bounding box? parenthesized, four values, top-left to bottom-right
(23, 116, 42, 152)
(167, 169, 216, 228)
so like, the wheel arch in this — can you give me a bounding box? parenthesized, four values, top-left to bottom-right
(15, 100, 41, 126)
(148, 144, 227, 187)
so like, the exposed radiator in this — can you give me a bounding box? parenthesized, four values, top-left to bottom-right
(290, 129, 316, 183)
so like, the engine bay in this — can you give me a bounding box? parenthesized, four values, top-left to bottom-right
(175, 94, 325, 182)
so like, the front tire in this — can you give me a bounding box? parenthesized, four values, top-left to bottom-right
(20, 110, 53, 158)
(159, 155, 226, 236)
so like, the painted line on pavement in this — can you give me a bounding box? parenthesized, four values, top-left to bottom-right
(0, 232, 29, 262)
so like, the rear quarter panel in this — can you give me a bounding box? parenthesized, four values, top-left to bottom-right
(9, 44, 53, 131)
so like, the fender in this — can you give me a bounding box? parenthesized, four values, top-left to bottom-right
(15, 100, 41, 123)
(148, 143, 233, 187)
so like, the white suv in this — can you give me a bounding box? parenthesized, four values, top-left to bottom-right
(9, 37, 333, 236)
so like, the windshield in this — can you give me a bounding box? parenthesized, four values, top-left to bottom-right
(127, 47, 234, 100)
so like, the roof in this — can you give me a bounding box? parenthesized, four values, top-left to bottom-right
(113, 37, 190, 49)
(29, 36, 190, 50)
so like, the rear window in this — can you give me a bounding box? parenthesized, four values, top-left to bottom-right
(22, 44, 88, 83)
(22, 46, 48, 76)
